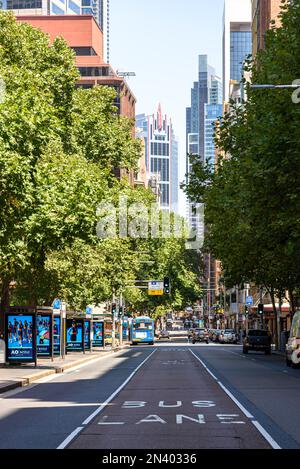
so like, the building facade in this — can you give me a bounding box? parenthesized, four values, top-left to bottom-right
(252, 0, 283, 55)
(0, 0, 110, 61)
(136, 106, 179, 214)
(186, 55, 222, 229)
(16, 15, 134, 119)
(223, 0, 252, 103)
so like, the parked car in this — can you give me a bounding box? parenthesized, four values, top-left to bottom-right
(286, 311, 300, 368)
(212, 329, 222, 343)
(192, 328, 209, 344)
(243, 329, 272, 355)
(158, 330, 170, 340)
(219, 329, 238, 344)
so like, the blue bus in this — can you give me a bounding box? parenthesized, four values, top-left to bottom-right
(131, 316, 155, 345)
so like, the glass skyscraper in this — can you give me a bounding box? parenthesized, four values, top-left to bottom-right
(230, 30, 252, 83)
(185, 55, 222, 233)
(136, 106, 179, 214)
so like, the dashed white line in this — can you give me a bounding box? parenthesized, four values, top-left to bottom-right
(189, 348, 281, 450)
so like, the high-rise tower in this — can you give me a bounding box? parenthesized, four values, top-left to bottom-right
(223, 0, 252, 103)
(136, 105, 179, 214)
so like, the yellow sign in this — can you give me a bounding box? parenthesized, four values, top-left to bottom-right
(148, 290, 164, 296)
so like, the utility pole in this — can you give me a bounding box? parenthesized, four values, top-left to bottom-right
(111, 291, 116, 349)
(119, 291, 123, 347)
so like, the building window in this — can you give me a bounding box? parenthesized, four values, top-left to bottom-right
(77, 66, 113, 77)
(51, 2, 65, 14)
(72, 47, 97, 56)
(68, 0, 80, 14)
(6, 0, 42, 8)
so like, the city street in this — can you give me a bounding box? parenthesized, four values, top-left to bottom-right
(0, 338, 299, 449)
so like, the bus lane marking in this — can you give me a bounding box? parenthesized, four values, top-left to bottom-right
(57, 348, 157, 449)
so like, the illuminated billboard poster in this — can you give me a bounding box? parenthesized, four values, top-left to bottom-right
(123, 318, 129, 340)
(66, 319, 84, 351)
(5, 313, 36, 363)
(36, 313, 52, 357)
(92, 322, 104, 347)
(53, 317, 61, 355)
(84, 320, 91, 350)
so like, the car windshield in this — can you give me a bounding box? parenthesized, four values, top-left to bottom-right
(195, 329, 205, 333)
(225, 330, 234, 334)
(248, 330, 269, 336)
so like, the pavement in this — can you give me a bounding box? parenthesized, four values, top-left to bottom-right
(0, 343, 129, 394)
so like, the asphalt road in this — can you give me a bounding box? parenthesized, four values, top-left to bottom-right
(0, 339, 299, 449)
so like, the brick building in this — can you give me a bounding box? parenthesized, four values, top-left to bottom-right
(252, 0, 283, 54)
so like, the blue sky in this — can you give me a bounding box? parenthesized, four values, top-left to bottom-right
(110, 0, 224, 214)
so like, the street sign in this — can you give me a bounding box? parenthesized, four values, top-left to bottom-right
(52, 299, 61, 310)
(246, 296, 253, 305)
(148, 281, 164, 296)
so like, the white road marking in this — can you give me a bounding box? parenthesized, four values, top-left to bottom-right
(252, 420, 281, 450)
(56, 348, 157, 449)
(189, 349, 281, 450)
(57, 427, 83, 450)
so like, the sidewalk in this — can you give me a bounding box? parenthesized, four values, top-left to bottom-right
(0, 343, 129, 394)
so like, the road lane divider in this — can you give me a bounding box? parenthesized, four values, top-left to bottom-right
(189, 348, 281, 450)
(57, 348, 157, 449)
(57, 427, 84, 450)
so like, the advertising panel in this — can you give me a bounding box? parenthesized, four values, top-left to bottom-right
(104, 321, 113, 346)
(84, 320, 91, 350)
(123, 318, 129, 341)
(53, 317, 61, 355)
(66, 319, 84, 351)
(36, 313, 52, 357)
(6, 313, 36, 363)
(92, 321, 104, 347)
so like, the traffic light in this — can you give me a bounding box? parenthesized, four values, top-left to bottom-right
(112, 303, 117, 316)
(118, 306, 123, 318)
(164, 277, 170, 294)
(245, 305, 249, 317)
(258, 303, 264, 316)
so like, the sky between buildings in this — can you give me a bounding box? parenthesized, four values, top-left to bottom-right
(110, 0, 224, 216)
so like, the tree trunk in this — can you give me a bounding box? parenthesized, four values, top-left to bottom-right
(0, 278, 11, 338)
(288, 288, 295, 316)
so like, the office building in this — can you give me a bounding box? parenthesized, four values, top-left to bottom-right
(16, 15, 134, 119)
(223, 0, 252, 103)
(136, 106, 179, 213)
(1, 0, 110, 62)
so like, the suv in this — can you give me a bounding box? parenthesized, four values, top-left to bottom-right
(286, 311, 300, 368)
(219, 329, 238, 344)
(192, 328, 209, 344)
(243, 329, 272, 355)
(158, 330, 170, 340)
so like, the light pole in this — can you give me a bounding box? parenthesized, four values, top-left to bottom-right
(250, 84, 299, 90)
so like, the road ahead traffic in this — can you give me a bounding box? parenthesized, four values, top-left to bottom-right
(0, 337, 299, 449)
